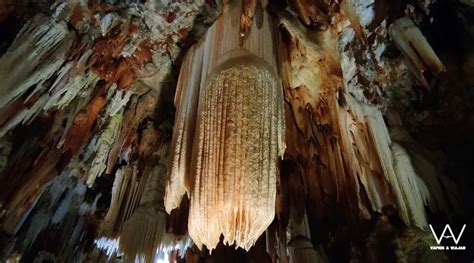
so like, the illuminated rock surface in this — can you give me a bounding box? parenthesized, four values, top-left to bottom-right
(0, 0, 472, 262)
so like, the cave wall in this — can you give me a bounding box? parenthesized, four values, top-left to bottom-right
(0, 0, 473, 262)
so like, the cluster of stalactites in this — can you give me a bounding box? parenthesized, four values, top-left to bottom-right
(118, 164, 172, 263)
(95, 136, 192, 262)
(276, 16, 438, 231)
(186, 56, 286, 251)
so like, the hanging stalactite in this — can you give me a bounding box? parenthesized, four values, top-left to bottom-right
(165, 0, 286, 251)
(187, 54, 285, 251)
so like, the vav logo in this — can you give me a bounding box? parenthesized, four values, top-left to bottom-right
(429, 224, 467, 251)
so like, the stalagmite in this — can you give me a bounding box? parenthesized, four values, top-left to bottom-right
(165, 1, 286, 251)
(288, 208, 324, 263)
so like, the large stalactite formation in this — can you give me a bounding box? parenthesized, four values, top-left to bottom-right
(0, 0, 473, 262)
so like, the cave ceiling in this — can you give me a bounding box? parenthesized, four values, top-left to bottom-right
(0, 0, 473, 262)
